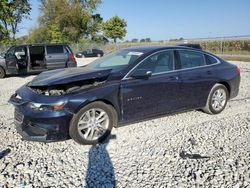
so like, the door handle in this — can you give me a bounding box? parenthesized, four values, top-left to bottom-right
(168, 76, 179, 81)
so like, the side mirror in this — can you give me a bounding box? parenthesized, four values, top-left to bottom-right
(130, 69, 152, 79)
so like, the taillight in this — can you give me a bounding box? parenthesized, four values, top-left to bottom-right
(236, 66, 240, 74)
(70, 52, 76, 63)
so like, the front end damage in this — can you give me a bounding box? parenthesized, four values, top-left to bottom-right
(29, 79, 106, 96)
(9, 91, 72, 142)
(9, 67, 112, 142)
(27, 67, 112, 96)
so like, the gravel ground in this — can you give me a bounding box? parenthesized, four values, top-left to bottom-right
(0, 60, 249, 187)
(76, 57, 98, 67)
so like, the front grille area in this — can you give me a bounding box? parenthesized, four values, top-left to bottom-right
(14, 108, 24, 123)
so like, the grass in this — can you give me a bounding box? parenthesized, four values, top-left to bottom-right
(219, 55, 250, 62)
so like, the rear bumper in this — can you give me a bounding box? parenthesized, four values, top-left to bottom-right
(229, 74, 240, 99)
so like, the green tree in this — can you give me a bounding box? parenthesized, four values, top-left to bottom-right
(30, 0, 102, 43)
(131, 38, 138, 43)
(86, 14, 103, 40)
(140, 39, 146, 43)
(145, 38, 151, 42)
(102, 16, 127, 43)
(0, 0, 31, 42)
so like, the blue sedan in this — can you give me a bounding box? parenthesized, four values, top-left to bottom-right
(9, 46, 240, 145)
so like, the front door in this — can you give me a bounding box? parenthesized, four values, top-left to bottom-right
(5, 46, 17, 72)
(121, 50, 182, 122)
(5, 46, 18, 74)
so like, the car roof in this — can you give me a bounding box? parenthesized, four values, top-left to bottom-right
(123, 45, 202, 53)
(11, 44, 69, 47)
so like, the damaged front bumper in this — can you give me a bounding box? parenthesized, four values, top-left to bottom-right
(13, 108, 72, 142)
(9, 88, 74, 142)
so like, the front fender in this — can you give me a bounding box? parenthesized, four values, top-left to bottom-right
(0, 59, 7, 69)
(66, 81, 121, 120)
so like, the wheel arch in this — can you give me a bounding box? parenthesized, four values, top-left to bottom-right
(217, 81, 231, 96)
(0, 65, 6, 78)
(0, 65, 6, 70)
(73, 98, 120, 126)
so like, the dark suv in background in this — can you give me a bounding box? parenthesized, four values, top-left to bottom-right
(76, 48, 104, 58)
(0, 44, 77, 78)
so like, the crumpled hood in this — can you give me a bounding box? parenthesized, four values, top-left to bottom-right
(28, 67, 112, 87)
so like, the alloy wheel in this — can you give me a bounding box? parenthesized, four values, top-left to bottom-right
(211, 88, 227, 111)
(77, 108, 109, 141)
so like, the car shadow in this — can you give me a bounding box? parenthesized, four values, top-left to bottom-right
(84, 135, 116, 188)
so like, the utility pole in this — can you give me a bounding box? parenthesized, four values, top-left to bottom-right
(220, 37, 224, 55)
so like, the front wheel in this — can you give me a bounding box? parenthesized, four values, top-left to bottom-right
(69, 101, 117, 145)
(203, 84, 229, 114)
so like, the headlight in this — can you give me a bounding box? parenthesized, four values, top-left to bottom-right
(27, 102, 65, 111)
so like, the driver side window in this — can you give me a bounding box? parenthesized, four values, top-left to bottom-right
(131, 50, 175, 75)
(6, 46, 15, 57)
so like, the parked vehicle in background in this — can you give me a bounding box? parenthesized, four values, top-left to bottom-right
(0, 44, 77, 78)
(76, 49, 104, 58)
(9, 46, 240, 145)
(178, 43, 202, 50)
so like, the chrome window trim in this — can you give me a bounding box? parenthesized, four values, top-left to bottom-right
(122, 49, 221, 80)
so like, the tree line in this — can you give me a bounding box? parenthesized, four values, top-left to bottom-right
(0, 0, 127, 44)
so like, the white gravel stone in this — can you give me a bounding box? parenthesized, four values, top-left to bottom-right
(0, 61, 249, 187)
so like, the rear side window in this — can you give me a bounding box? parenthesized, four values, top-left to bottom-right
(179, 50, 206, 69)
(46, 45, 64, 54)
(205, 54, 218, 65)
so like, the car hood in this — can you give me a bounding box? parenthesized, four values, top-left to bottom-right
(28, 67, 112, 87)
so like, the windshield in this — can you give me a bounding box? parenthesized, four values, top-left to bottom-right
(86, 49, 143, 72)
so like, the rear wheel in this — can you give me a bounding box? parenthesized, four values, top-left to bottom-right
(0, 67, 6, 78)
(203, 84, 229, 114)
(69, 101, 117, 145)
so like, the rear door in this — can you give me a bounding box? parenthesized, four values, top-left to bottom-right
(45, 45, 68, 69)
(177, 50, 217, 109)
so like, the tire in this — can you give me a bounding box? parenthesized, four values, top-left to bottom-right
(97, 53, 101, 57)
(0, 67, 6, 79)
(203, 84, 229, 114)
(69, 101, 117, 145)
